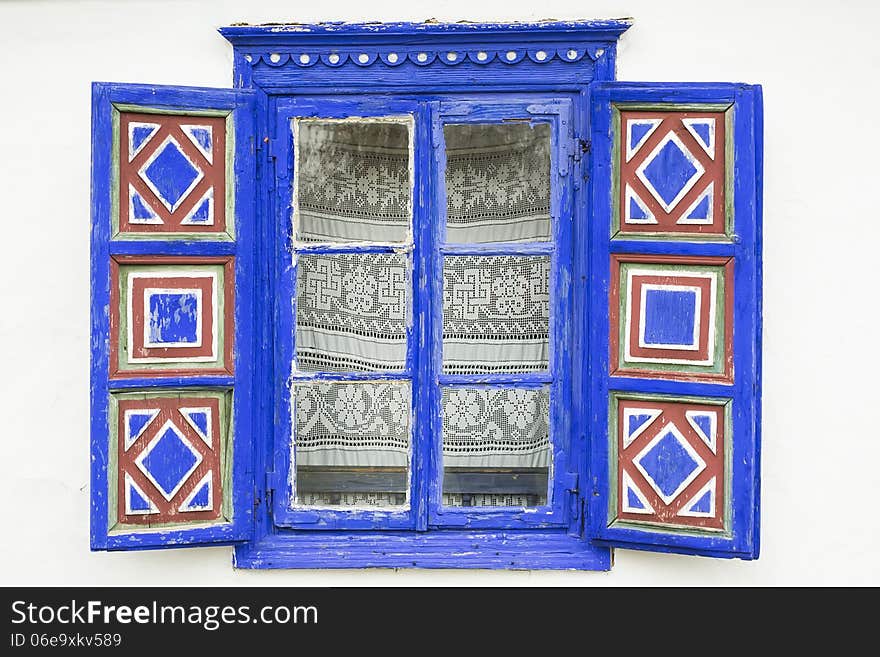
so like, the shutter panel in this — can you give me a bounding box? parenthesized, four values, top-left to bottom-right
(587, 83, 762, 558)
(90, 83, 255, 550)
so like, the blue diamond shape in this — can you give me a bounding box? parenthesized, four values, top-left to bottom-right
(637, 428, 701, 501)
(641, 138, 699, 208)
(141, 138, 201, 210)
(140, 424, 200, 499)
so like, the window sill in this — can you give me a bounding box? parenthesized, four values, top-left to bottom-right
(233, 530, 611, 570)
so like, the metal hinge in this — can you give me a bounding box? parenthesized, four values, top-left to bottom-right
(563, 472, 583, 537)
(264, 136, 277, 159)
(264, 470, 276, 515)
(266, 137, 289, 180)
(573, 137, 591, 162)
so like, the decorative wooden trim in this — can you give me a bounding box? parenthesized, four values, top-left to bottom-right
(220, 20, 629, 90)
(588, 83, 762, 560)
(109, 255, 235, 378)
(233, 46, 610, 69)
(609, 253, 735, 383)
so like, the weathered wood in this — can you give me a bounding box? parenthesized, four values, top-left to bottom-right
(91, 22, 762, 568)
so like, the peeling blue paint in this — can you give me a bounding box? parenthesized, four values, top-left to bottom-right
(92, 21, 762, 568)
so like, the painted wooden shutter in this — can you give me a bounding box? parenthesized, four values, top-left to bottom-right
(90, 84, 255, 550)
(587, 83, 762, 558)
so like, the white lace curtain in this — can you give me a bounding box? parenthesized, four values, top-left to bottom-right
(291, 120, 552, 504)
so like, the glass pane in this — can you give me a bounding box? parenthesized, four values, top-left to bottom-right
(294, 119, 411, 243)
(442, 255, 550, 374)
(441, 386, 551, 507)
(293, 382, 410, 508)
(444, 122, 551, 244)
(296, 253, 408, 372)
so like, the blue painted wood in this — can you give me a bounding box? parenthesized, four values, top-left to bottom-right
(109, 241, 236, 256)
(271, 96, 422, 531)
(93, 22, 764, 570)
(425, 97, 574, 532)
(90, 83, 112, 551)
(90, 83, 256, 551)
(107, 376, 235, 390)
(221, 20, 626, 94)
(440, 243, 555, 255)
(586, 82, 763, 559)
(217, 21, 637, 569)
(290, 371, 412, 382)
(290, 243, 409, 255)
(437, 374, 553, 386)
(220, 20, 632, 39)
(609, 239, 736, 257)
(412, 102, 433, 532)
(233, 530, 611, 570)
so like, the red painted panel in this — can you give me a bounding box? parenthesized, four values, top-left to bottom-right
(609, 254, 734, 383)
(118, 112, 228, 235)
(617, 110, 726, 236)
(109, 256, 235, 378)
(116, 396, 224, 526)
(616, 398, 725, 531)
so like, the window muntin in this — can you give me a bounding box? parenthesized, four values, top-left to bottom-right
(276, 99, 571, 529)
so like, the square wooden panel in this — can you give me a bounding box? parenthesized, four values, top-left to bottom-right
(110, 256, 234, 377)
(614, 106, 730, 238)
(611, 393, 730, 532)
(116, 111, 232, 238)
(610, 254, 733, 382)
(110, 391, 231, 528)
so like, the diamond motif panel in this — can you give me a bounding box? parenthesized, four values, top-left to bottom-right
(613, 394, 727, 531)
(117, 112, 229, 236)
(110, 256, 234, 377)
(610, 254, 733, 383)
(616, 108, 727, 237)
(113, 392, 228, 526)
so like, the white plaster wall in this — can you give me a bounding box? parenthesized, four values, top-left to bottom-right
(0, 0, 876, 586)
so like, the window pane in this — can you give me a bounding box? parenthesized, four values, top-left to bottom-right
(293, 382, 410, 508)
(296, 253, 408, 372)
(444, 123, 551, 244)
(441, 386, 551, 507)
(294, 119, 411, 243)
(442, 255, 550, 374)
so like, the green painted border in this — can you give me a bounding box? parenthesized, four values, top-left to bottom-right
(617, 260, 727, 376)
(607, 391, 733, 538)
(115, 262, 228, 372)
(110, 103, 235, 241)
(108, 389, 234, 533)
(610, 102, 735, 242)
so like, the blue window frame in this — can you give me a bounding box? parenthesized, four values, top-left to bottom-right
(90, 20, 763, 569)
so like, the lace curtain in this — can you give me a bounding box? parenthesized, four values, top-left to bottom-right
(294, 384, 550, 468)
(442, 255, 550, 374)
(444, 122, 552, 243)
(291, 120, 553, 507)
(295, 120, 411, 243)
(295, 253, 408, 372)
